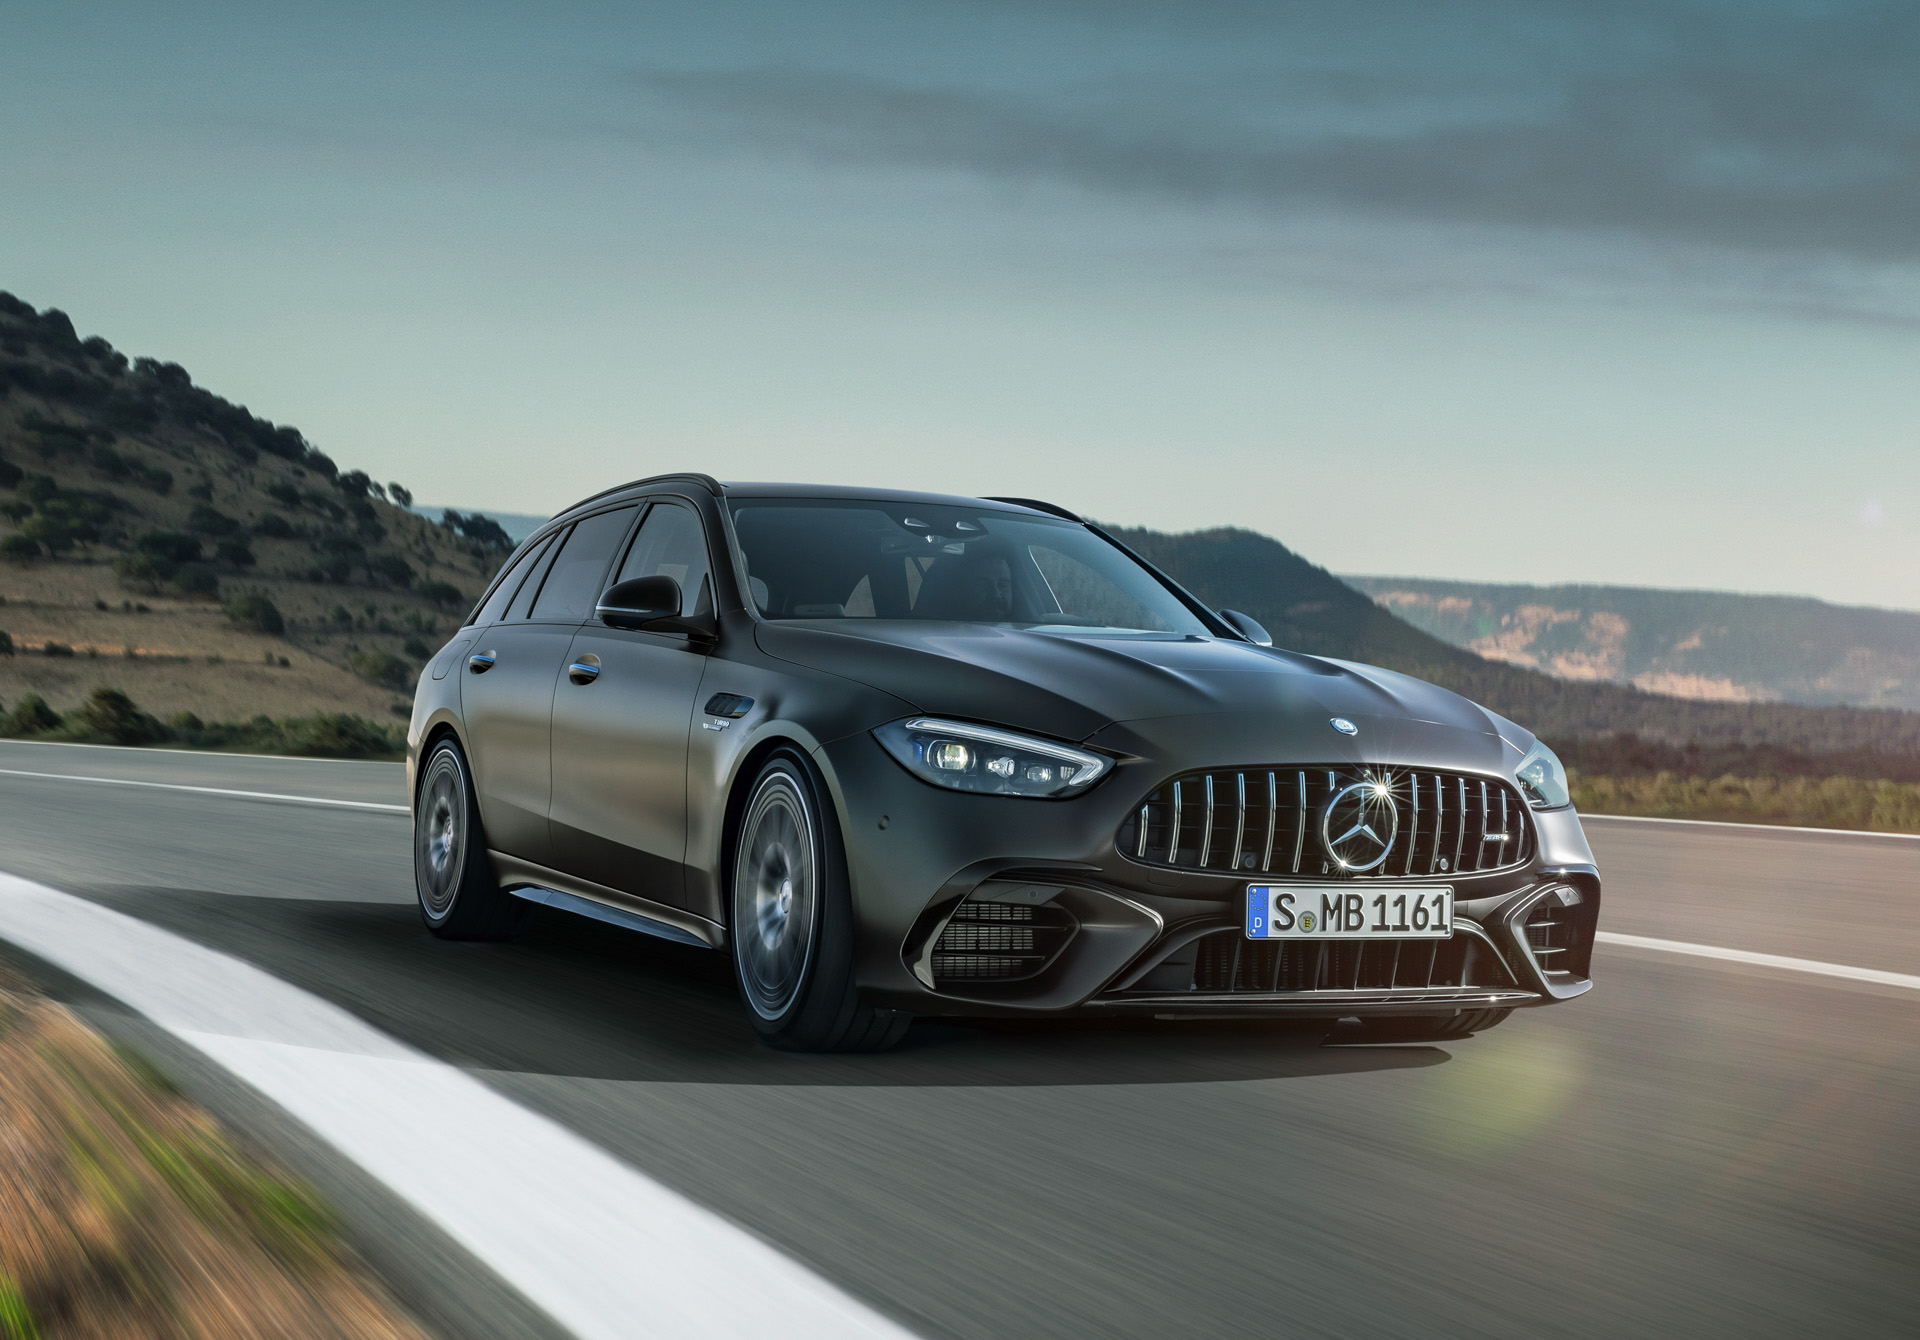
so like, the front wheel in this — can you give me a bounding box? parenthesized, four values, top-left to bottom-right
(729, 752, 907, 1052)
(414, 737, 532, 940)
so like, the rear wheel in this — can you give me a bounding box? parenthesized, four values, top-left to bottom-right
(414, 737, 532, 940)
(730, 751, 908, 1052)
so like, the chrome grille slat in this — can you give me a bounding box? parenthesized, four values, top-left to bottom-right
(1120, 765, 1534, 879)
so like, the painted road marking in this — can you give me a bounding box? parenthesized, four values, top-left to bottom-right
(0, 767, 408, 813)
(1595, 930, 1920, 991)
(0, 874, 915, 1340)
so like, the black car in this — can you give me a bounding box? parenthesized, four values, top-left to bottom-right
(409, 476, 1600, 1051)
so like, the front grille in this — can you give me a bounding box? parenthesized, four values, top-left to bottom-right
(931, 898, 1076, 984)
(1186, 928, 1517, 993)
(1117, 765, 1533, 879)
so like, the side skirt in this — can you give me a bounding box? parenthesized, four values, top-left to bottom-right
(488, 851, 725, 951)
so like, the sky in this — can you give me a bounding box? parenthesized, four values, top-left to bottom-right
(2, 1, 1917, 608)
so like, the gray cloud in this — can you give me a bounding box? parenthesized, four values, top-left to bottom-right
(622, 2, 1920, 264)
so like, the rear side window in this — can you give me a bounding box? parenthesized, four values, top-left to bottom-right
(529, 506, 639, 622)
(469, 533, 555, 626)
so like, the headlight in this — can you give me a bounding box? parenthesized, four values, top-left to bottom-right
(1515, 740, 1571, 809)
(874, 717, 1111, 798)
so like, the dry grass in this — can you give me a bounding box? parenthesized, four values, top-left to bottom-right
(0, 972, 428, 1339)
(1571, 770, 1920, 834)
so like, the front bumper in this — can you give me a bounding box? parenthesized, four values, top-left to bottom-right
(819, 731, 1602, 1019)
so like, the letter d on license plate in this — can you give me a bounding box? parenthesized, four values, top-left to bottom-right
(1246, 885, 1453, 940)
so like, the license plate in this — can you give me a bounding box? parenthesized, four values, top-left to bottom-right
(1246, 885, 1453, 940)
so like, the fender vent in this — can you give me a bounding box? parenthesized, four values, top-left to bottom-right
(931, 899, 1076, 983)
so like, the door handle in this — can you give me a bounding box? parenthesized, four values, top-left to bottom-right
(567, 660, 601, 685)
(468, 652, 496, 674)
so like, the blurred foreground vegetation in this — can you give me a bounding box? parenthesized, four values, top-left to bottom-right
(0, 686, 402, 759)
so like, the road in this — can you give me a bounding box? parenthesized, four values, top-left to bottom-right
(1, 738, 1916, 1339)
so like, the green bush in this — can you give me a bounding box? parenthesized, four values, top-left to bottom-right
(42, 641, 74, 658)
(368, 552, 414, 588)
(215, 537, 257, 567)
(2, 695, 61, 736)
(1570, 771, 1920, 834)
(0, 455, 21, 489)
(0, 534, 40, 562)
(76, 688, 169, 745)
(0, 630, 12, 656)
(170, 565, 220, 599)
(256, 512, 295, 539)
(224, 594, 285, 635)
(349, 650, 413, 691)
(137, 531, 202, 564)
(416, 580, 465, 608)
(402, 636, 432, 659)
(113, 551, 174, 590)
(188, 504, 239, 536)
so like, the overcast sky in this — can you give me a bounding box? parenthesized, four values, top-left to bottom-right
(4, 1, 1916, 607)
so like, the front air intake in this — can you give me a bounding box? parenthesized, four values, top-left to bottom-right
(931, 898, 1076, 984)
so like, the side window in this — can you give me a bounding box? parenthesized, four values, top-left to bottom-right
(614, 502, 713, 617)
(528, 506, 640, 622)
(470, 533, 555, 626)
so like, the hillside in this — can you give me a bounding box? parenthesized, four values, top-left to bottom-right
(1344, 575, 1920, 711)
(1114, 526, 1920, 769)
(0, 292, 517, 734)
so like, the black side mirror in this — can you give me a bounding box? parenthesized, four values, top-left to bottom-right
(1219, 609, 1273, 646)
(597, 576, 717, 644)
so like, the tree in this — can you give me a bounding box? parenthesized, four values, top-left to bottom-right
(225, 594, 285, 635)
(387, 483, 413, 508)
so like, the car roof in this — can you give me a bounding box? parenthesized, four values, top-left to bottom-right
(550, 475, 1075, 523)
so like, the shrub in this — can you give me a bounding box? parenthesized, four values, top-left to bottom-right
(3, 695, 61, 736)
(282, 713, 402, 758)
(349, 650, 412, 690)
(167, 711, 205, 734)
(187, 504, 239, 536)
(225, 594, 285, 634)
(114, 552, 174, 590)
(0, 535, 38, 562)
(256, 512, 295, 539)
(402, 636, 432, 659)
(0, 456, 21, 489)
(267, 482, 303, 508)
(416, 580, 465, 608)
(170, 565, 220, 599)
(215, 538, 257, 567)
(0, 630, 11, 655)
(368, 553, 414, 588)
(137, 531, 202, 564)
(77, 688, 169, 745)
(140, 466, 174, 495)
(43, 641, 74, 657)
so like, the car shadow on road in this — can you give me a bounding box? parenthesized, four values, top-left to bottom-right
(67, 888, 1450, 1087)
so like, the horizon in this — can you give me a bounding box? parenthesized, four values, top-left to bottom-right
(6, 2, 1915, 609)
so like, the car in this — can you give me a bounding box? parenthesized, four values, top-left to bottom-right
(408, 475, 1601, 1051)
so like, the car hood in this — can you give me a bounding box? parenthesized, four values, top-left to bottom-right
(755, 621, 1518, 768)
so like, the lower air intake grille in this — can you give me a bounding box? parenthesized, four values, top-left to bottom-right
(1187, 929, 1517, 993)
(1523, 886, 1595, 978)
(931, 898, 1076, 984)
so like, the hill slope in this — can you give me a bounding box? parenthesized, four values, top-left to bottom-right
(0, 292, 517, 728)
(1344, 575, 1920, 711)
(1113, 526, 1920, 763)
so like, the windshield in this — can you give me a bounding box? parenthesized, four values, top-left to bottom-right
(727, 499, 1213, 637)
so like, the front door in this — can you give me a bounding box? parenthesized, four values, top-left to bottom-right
(549, 499, 715, 908)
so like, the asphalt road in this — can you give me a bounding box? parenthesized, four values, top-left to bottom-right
(1, 739, 1916, 1339)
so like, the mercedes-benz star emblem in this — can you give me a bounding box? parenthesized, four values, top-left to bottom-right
(1319, 780, 1400, 872)
(1330, 717, 1358, 736)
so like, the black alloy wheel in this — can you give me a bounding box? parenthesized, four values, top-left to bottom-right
(730, 751, 909, 1052)
(413, 737, 533, 940)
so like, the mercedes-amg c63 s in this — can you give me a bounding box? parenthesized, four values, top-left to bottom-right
(408, 476, 1600, 1051)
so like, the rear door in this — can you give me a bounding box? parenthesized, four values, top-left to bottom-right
(549, 499, 714, 907)
(460, 506, 638, 867)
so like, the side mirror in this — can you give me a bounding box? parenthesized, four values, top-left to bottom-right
(1219, 609, 1273, 646)
(597, 576, 717, 645)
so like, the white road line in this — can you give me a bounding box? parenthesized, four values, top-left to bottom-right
(1583, 813, 1920, 841)
(1595, 930, 1920, 991)
(0, 874, 916, 1340)
(0, 767, 408, 813)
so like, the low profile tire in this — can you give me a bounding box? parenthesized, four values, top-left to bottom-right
(413, 737, 532, 940)
(730, 750, 908, 1053)
(1341, 1008, 1512, 1043)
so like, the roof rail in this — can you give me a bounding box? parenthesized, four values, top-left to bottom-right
(562, 472, 724, 513)
(983, 496, 1082, 522)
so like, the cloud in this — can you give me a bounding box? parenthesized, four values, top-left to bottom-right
(620, 1, 1920, 265)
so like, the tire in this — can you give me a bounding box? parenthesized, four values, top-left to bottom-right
(729, 750, 908, 1053)
(413, 737, 533, 940)
(1339, 1008, 1512, 1043)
